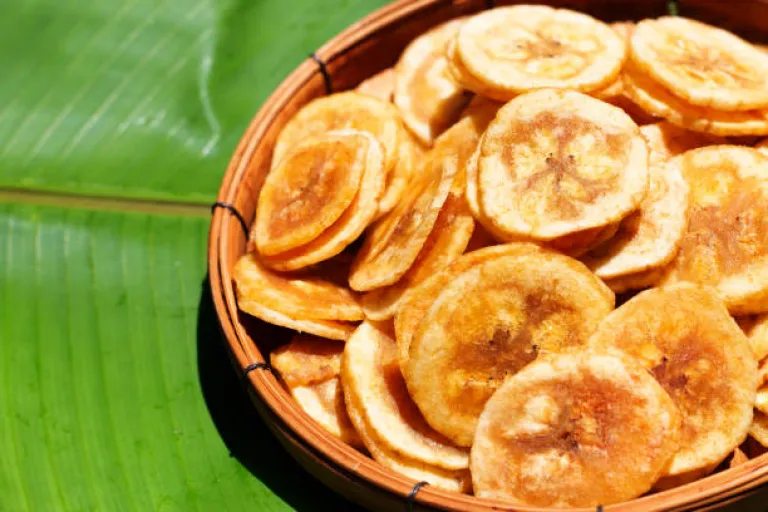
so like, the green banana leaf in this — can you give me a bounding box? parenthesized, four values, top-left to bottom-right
(0, 0, 386, 509)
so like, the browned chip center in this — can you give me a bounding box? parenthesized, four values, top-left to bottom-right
(659, 37, 761, 89)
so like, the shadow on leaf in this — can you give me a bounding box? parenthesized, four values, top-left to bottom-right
(196, 279, 360, 511)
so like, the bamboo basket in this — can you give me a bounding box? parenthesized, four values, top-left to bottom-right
(208, 0, 768, 509)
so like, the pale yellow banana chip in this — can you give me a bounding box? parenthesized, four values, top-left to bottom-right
(270, 334, 344, 387)
(342, 321, 469, 469)
(749, 410, 768, 448)
(234, 253, 362, 322)
(583, 155, 690, 279)
(457, 6, 625, 95)
(394, 19, 470, 145)
(272, 91, 403, 173)
(356, 67, 395, 101)
(405, 244, 614, 446)
(756, 138, 768, 157)
(471, 352, 681, 507)
(660, 146, 768, 314)
(236, 298, 356, 341)
(737, 314, 768, 361)
(292, 378, 362, 448)
(478, 89, 648, 240)
(640, 121, 726, 166)
(255, 130, 376, 256)
(589, 284, 757, 486)
(342, 369, 471, 492)
(623, 61, 768, 136)
(261, 137, 386, 272)
(445, 37, 515, 102)
(631, 17, 768, 111)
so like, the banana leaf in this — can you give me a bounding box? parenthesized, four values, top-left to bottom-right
(0, 0, 387, 509)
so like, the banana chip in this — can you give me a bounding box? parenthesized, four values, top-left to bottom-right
(375, 130, 421, 219)
(456, 6, 625, 96)
(292, 378, 362, 447)
(631, 17, 768, 111)
(623, 61, 768, 136)
(271, 334, 344, 387)
(751, 410, 768, 448)
(589, 284, 757, 486)
(349, 109, 488, 292)
(478, 89, 648, 240)
(603, 267, 665, 294)
(342, 322, 469, 469)
(583, 155, 690, 280)
(757, 358, 768, 415)
(255, 131, 377, 256)
(471, 352, 681, 507)
(394, 19, 470, 145)
(362, 181, 474, 321)
(342, 378, 472, 492)
(756, 138, 768, 157)
(234, 253, 362, 322)
(271, 335, 360, 446)
(394, 244, 547, 369)
(640, 121, 726, 166)
(260, 137, 386, 272)
(406, 244, 614, 446)
(272, 91, 403, 173)
(660, 146, 768, 314)
(356, 67, 395, 101)
(738, 314, 768, 362)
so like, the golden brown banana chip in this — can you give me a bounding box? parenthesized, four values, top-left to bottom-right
(270, 334, 344, 387)
(757, 358, 768, 415)
(583, 155, 690, 280)
(255, 130, 378, 256)
(589, 23, 634, 102)
(546, 223, 619, 258)
(589, 284, 757, 485)
(756, 138, 768, 157)
(659, 146, 768, 314)
(737, 314, 768, 361)
(292, 378, 362, 447)
(640, 121, 726, 166)
(729, 446, 749, 468)
(272, 91, 403, 173)
(342, 321, 469, 469)
(342, 377, 471, 492)
(234, 253, 362, 322)
(362, 181, 474, 321)
(395, 244, 548, 369)
(623, 61, 768, 136)
(477, 89, 649, 240)
(631, 17, 768, 111)
(405, 244, 614, 446)
(749, 410, 768, 448)
(471, 352, 681, 507)
(260, 139, 386, 272)
(355, 67, 395, 101)
(236, 298, 356, 341)
(350, 110, 487, 292)
(394, 19, 470, 146)
(456, 6, 625, 96)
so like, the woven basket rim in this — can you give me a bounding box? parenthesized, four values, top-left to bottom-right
(208, 0, 768, 509)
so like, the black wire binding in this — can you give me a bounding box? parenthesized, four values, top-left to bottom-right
(243, 362, 273, 379)
(211, 201, 249, 236)
(406, 481, 429, 512)
(309, 52, 334, 94)
(596, 505, 604, 512)
(485, 0, 496, 9)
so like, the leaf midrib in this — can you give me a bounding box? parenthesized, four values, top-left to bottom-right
(0, 187, 210, 217)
